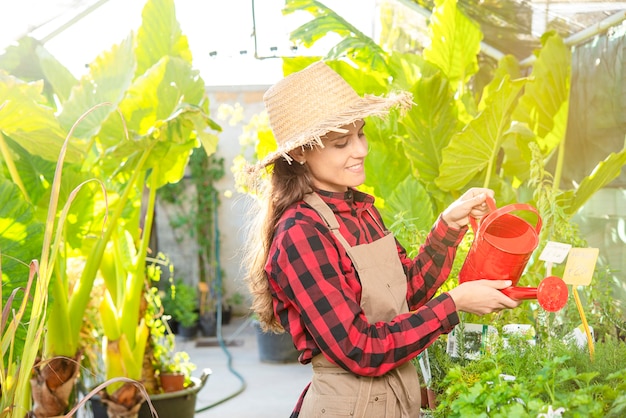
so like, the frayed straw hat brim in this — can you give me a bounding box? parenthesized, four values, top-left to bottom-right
(255, 91, 412, 170)
(246, 61, 414, 175)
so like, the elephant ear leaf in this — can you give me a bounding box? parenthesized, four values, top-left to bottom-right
(0, 74, 80, 163)
(436, 76, 526, 191)
(0, 179, 44, 354)
(424, 0, 482, 87)
(513, 33, 571, 152)
(57, 35, 135, 141)
(564, 148, 626, 215)
(363, 116, 411, 200)
(135, 0, 192, 76)
(0, 180, 44, 282)
(285, 0, 389, 73)
(402, 71, 458, 186)
(378, 176, 434, 255)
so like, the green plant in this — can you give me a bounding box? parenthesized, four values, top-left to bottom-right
(226, 291, 244, 309)
(144, 288, 196, 393)
(435, 334, 626, 417)
(159, 148, 225, 317)
(161, 279, 199, 328)
(150, 329, 195, 388)
(0, 0, 220, 413)
(155, 348, 195, 390)
(0, 257, 39, 418)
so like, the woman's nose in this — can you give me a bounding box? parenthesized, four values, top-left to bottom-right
(351, 134, 368, 157)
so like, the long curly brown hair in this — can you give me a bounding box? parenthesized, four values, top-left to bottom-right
(242, 158, 314, 333)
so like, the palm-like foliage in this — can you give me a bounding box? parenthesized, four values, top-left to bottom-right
(0, 0, 220, 414)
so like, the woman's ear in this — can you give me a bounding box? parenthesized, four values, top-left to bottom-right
(289, 147, 306, 165)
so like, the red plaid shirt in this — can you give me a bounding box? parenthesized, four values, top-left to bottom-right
(266, 189, 463, 415)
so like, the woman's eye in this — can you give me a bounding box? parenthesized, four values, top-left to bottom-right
(335, 140, 349, 148)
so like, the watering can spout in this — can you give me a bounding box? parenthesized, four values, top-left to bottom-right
(501, 276, 568, 312)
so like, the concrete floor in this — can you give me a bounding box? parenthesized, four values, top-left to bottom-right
(176, 316, 312, 418)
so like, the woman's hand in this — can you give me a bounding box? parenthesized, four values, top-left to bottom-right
(447, 280, 522, 315)
(442, 187, 495, 229)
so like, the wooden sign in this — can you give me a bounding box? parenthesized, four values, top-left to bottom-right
(562, 248, 599, 286)
(539, 241, 572, 264)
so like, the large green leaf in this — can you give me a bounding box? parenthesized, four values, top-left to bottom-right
(0, 180, 44, 283)
(388, 53, 436, 91)
(423, 0, 482, 87)
(285, 0, 345, 45)
(36, 43, 77, 104)
(564, 148, 626, 216)
(331, 61, 390, 96)
(0, 36, 77, 106)
(378, 176, 435, 254)
(119, 56, 205, 136)
(326, 36, 388, 73)
(95, 56, 218, 189)
(500, 121, 536, 185)
(436, 76, 526, 191)
(513, 33, 571, 148)
(363, 115, 411, 200)
(135, 0, 193, 77)
(402, 71, 458, 186)
(58, 35, 135, 140)
(0, 179, 44, 356)
(2, 136, 56, 209)
(285, 0, 389, 73)
(0, 73, 81, 163)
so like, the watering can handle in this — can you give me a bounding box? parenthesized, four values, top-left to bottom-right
(468, 196, 542, 235)
(469, 196, 498, 232)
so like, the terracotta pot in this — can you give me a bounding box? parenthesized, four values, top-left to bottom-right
(159, 372, 185, 393)
(420, 386, 437, 410)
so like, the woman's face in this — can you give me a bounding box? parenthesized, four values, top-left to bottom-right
(302, 120, 368, 192)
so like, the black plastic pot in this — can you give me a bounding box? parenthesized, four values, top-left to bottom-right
(253, 321, 300, 363)
(199, 313, 217, 337)
(219, 306, 232, 325)
(177, 323, 198, 339)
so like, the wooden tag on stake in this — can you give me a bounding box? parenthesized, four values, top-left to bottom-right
(539, 241, 572, 264)
(562, 248, 599, 286)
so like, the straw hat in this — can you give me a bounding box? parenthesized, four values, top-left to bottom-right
(252, 61, 413, 171)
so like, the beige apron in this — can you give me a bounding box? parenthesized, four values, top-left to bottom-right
(299, 193, 421, 418)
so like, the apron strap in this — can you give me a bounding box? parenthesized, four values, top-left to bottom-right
(303, 192, 359, 268)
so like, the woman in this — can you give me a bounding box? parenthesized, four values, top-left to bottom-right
(243, 61, 519, 417)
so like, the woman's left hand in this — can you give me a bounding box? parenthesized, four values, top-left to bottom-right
(442, 187, 495, 229)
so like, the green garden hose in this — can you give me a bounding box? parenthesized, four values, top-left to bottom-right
(194, 190, 247, 413)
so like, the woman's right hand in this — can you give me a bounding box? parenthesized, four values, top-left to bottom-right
(447, 280, 521, 315)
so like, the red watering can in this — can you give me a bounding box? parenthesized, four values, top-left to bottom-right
(458, 197, 568, 312)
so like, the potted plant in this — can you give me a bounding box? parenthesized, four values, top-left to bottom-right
(161, 279, 199, 339)
(221, 291, 244, 325)
(139, 308, 209, 418)
(0, 0, 221, 414)
(151, 327, 196, 393)
(157, 351, 195, 392)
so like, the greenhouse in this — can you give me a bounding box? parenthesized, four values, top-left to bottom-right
(1, 0, 625, 417)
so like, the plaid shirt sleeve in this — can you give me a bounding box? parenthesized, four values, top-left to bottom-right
(266, 193, 463, 377)
(401, 214, 468, 311)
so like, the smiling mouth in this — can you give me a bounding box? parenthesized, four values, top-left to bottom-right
(347, 163, 363, 171)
